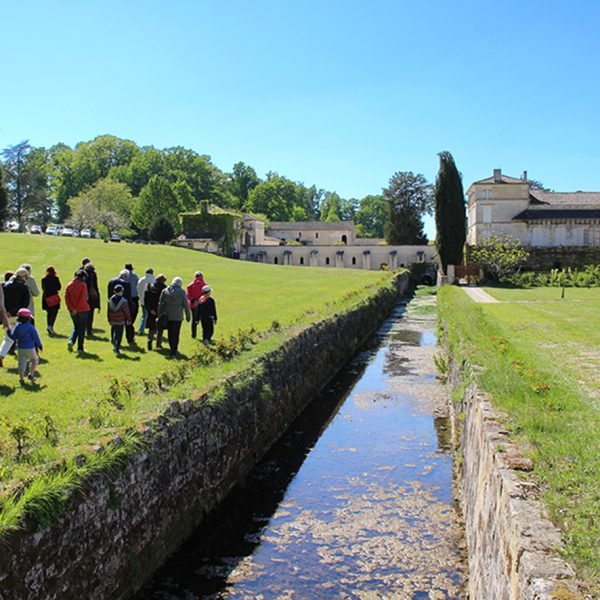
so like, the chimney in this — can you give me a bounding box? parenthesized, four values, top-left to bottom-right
(522, 170, 528, 181)
(493, 168, 502, 183)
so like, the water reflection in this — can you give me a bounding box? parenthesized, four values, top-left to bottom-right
(137, 298, 466, 599)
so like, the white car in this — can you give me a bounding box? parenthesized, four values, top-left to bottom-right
(45, 225, 59, 235)
(61, 227, 74, 237)
(30, 225, 43, 234)
(80, 228, 93, 238)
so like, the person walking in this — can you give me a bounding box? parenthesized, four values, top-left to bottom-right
(20, 264, 40, 318)
(7, 308, 42, 384)
(186, 271, 206, 339)
(158, 276, 191, 357)
(136, 268, 155, 334)
(65, 269, 90, 354)
(144, 274, 167, 351)
(41, 266, 62, 335)
(125, 264, 140, 334)
(197, 285, 218, 345)
(84, 262, 100, 335)
(0, 268, 31, 366)
(107, 269, 135, 345)
(107, 284, 131, 355)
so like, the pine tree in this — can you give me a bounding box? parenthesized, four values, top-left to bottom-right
(434, 151, 466, 272)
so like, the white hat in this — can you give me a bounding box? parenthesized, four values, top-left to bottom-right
(202, 285, 212, 293)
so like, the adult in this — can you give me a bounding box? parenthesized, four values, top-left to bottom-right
(186, 271, 207, 339)
(125, 263, 140, 334)
(0, 282, 10, 330)
(158, 277, 191, 357)
(84, 262, 100, 335)
(65, 269, 90, 354)
(107, 284, 131, 355)
(144, 274, 167, 350)
(41, 266, 62, 335)
(136, 267, 155, 334)
(0, 268, 31, 365)
(107, 269, 135, 344)
(20, 264, 40, 317)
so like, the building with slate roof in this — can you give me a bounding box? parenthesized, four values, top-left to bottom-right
(467, 169, 600, 247)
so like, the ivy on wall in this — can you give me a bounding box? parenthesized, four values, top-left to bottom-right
(180, 211, 240, 255)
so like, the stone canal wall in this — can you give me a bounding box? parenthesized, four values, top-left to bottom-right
(0, 274, 409, 600)
(448, 367, 580, 599)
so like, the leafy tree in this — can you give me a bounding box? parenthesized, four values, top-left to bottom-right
(228, 162, 260, 210)
(150, 216, 175, 243)
(355, 194, 386, 238)
(68, 178, 134, 232)
(49, 143, 76, 222)
(109, 146, 165, 196)
(434, 151, 466, 272)
(320, 192, 343, 221)
(1, 141, 50, 229)
(383, 171, 433, 244)
(340, 197, 358, 221)
(470, 232, 529, 281)
(246, 175, 298, 221)
(131, 175, 182, 233)
(0, 164, 8, 229)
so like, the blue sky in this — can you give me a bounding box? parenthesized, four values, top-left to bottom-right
(2, 1, 599, 237)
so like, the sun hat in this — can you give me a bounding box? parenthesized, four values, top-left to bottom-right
(17, 308, 33, 319)
(172, 277, 183, 287)
(202, 285, 212, 293)
(114, 284, 124, 293)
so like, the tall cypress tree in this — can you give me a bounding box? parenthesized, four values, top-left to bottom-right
(434, 151, 466, 272)
(0, 164, 8, 229)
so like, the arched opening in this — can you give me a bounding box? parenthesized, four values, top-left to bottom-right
(325, 257, 330, 265)
(341, 234, 347, 244)
(300, 257, 304, 265)
(352, 256, 356, 265)
(274, 257, 278, 265)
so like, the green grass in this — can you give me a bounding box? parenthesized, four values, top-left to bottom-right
(438, 286, 600, 591)
(0, 233, 397, 532)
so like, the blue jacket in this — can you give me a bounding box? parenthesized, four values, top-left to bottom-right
(8, 321, 43, 350)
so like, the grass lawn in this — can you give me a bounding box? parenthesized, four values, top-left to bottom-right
(438, 286, 600, 591)
(0, 233, 395, 532)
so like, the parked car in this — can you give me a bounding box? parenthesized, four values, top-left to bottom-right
(110, 232, 121, 242)
(45, 225, 59, 235)
(30, 225, 43, 234)
(8, 221, 20, 232)
(72, 229, 80, 237)
(80, 228, 93, 238)
(61, 227, 74, 237)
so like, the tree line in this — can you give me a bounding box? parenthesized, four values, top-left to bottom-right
(0, 135, 467, 263)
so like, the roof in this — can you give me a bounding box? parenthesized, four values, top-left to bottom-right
(268, 220, 355, 231)
(529, 190, 600, 206)
(471, 173, 525, 185)
(513, 208, 600, 221)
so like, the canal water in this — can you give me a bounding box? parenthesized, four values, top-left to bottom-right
(137, 294, 467, 599)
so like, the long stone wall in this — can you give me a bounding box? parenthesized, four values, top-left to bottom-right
(0, 274, 409, 600)
(449, 366, 581, 599)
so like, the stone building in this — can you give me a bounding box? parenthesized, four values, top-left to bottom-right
(467, 169, 600, 247)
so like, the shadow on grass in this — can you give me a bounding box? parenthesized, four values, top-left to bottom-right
(75, 352, 102, 361)
(116, 353, 141, 362)
(21, 381, 48, 392)
(0, 384, 15, 396)
(49, 333, 68, 339)
(125, 344, 146, 354)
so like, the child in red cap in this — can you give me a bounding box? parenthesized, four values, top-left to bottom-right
(8, 308, 43, 384)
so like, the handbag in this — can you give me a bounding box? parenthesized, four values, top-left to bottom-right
(45, 294, 61, 308)
(157, 313, 168, 329)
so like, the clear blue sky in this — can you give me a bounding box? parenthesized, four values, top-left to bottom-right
(2, 1, 599, 237)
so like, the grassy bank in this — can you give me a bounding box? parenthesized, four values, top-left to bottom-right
(438, 286, 600, 591)
(0, 233, 397, 534)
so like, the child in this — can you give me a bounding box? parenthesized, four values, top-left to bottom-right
(107, 284, 131, 355)
(197, 285, 217, 345)
(8, 308, 43, 384)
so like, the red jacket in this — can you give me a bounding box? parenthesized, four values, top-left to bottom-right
(186, 277, 206, 309)
(65, 278, 90, 313)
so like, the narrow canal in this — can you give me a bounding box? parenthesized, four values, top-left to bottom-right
(137, 293, 467, 599)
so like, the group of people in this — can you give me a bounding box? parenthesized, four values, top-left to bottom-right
(0, 260, 218, 383)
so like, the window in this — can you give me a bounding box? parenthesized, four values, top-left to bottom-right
(341, 234, 347, 244)
(352, 257, 356, 265)
(300, 257, 304, 265)
(482, 205, 492, 223)
(274, 257, 278, 264)
(325, 257, 330, 265)
(583, 229, 591, 246)
(481, 188, 492, 200)
(315, 232, 319, 239)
